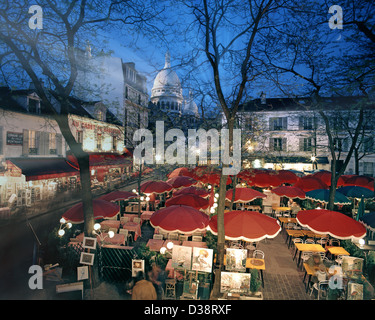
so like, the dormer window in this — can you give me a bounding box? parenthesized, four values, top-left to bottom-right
(28, 96, 40, 114)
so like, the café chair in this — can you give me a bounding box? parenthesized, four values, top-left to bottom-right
(133, 217, 141, 224)
(310, 280, 329, 300)
(252, 249, 265, 259)
(192, 236, 203, 242)
(168, 233, 179, 240)
(328, 239, 340, 247)
(304, 238, 315, 244)
(179, 235, 189, 242)
(119, 229, 132, 244)
(153, 234, 164, 240)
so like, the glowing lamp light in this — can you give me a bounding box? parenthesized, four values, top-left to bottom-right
(166, 241, 174, 250)
(210, 207, 216, 214)
(311, 155, 316, 162)
(146, 196, 150, 201)
(359, 238, 365, 246)
(215, 193, 219, 198)
(208, 185, 212, 190)
(94, 223, 101, 231)
(132, 189, 137, 194)
(214, 197, 218, 203)
(58, 229, 65, 237)
(67, 223, 72, 229)
(213, 203, 218, 208)
(160, 247, 167, 254)
(155, 154, 161, 162)
(59, 218, 66, 224)
(140, 196, 145, 201)
(108, 231, 115, 238)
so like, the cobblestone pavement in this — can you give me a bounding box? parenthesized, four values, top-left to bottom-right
(256, 231, 312, 300)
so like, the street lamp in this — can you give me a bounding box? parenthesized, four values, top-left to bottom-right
(311, 155, 317, 170)
(58, 218, 72, 237)
(92, 223, 115, 242)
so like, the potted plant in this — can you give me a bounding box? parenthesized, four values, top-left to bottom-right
(249, 269, 263, 299)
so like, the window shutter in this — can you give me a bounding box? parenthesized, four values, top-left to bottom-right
(282, 117, 288, 130)
(56, 134, 62, 156)
(22, 129, 29, 156)
(35, 131, 41, 155)
(282, 138, 287, 151)
(0, 126, 3, 155)
(269, 138, 274, 151)
(299, 138, 304, 151)
(269, 118, 274, 131)
(299, 117, 304, 130)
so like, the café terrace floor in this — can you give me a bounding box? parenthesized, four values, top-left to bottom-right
(84, 221, 313, 300)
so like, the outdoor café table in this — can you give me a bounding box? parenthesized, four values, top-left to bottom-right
(182, 240, 208, 248)
(122, 213, 138, 222)
(273, 207, 291, 217)
(97, 233, 125, 246)
(100, 220, 121, 230)
(121, 221, 141, 241)
(146, 239, 164, 251)
(293, 243, 326, 267)
(285, 229, 305, 248)
(278, 217, 297, 229)
(220, 255, 266, 288)
(141, 211, 154, 223)
(302, 262, 329, 293)
(326, 246, 350, 259)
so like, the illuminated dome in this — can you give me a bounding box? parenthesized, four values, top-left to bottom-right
(151, 52, 183, 114)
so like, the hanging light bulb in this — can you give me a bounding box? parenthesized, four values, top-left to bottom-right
(108, 230, 115, 238)
(166, 241, 174, 250)
(58, 229, 65, 237)
(94, 223, 101, 231)
(160, 247, 167, 254)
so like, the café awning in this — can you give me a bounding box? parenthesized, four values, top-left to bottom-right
(7, 158, 79, 181)
(66, 152, 132, 169)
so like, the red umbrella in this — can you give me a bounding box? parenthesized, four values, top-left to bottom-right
(208, 210, 281, 242)
(165, 194, 210, 210)
(200, 173, 231, 186)
(270, 186, 306, 199)
(98, 191, 137, 202)
(247, 171, 282, 188)
(167, 167, 194, 178)
(62, 199, 120, 224)
(296, 209, 366, 241)
(293, 176, 328, 192)
(150, 205, 210, 233)
(276, 170, 299, 184)
(166, 176, 198, 189)
(343, 175, 374, 191)
(173, 186, 210, 198)
(140, 180, 173, 194)
(225, 187, 266, 203)
(311, 171, 345, 187)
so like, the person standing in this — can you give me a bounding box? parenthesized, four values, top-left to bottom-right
(131, 271, 157, 300)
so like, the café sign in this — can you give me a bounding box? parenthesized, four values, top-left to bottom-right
(6, 132, 23, 146)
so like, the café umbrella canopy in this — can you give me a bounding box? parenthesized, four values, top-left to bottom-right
(296, 209, 367, 241)
(343, 175, 374, 191)
(165, 194, 210, 210)
(98, 191, 137, 202)
(150, 205, 210, 234)
(247, 171, 282, 188)
(166, 176, 198, 189)
(293, 176, 328, 192)
(225, 187, 266, 203)
(305, 189, 351, 205)
(173, 186, 210, 198)
(167, 167, 194, 178)
(140, 180, 173, 195)
(270, 186, 306, 199)
(208, 210, 281, 242)
(359, 211, 375, 233)
(276, 170, 299, 184)
(338, 186, 375, 199)
(311, 170, 346, 187)
(62, 199, 120, 224)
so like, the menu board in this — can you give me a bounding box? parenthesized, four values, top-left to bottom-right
(6, 132, 23, 145)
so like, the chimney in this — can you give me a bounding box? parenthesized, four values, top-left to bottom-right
(260, 92, 266, 104)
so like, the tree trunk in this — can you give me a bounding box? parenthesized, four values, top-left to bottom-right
(211, 118, 235, 299)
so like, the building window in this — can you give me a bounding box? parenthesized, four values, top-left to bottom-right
(270, 138, 286, 152)
(299, 116, 314, 130)
(112, 136, 117, 151)
(29, 130, 37, 154)
(363, 162, 374, 177)
(363, 137, 374, 153)
(333, 138, 348, 152)
(77, 131, 83, 144)
(300, 137, 313, 152)
(97, 134, 102, 150)
(28, 98, 40, 114)
(49, 133, 57, 154)
(269, 117, 287, 131)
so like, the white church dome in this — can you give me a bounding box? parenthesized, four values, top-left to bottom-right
(151, 52, 183, 100)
